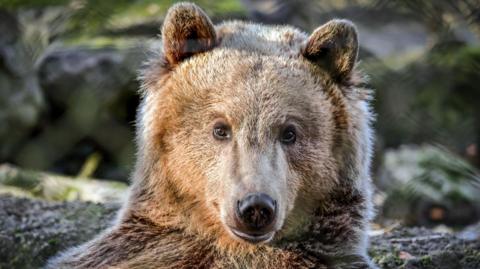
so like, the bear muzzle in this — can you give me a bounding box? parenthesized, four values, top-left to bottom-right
(230, 192, 277, 243)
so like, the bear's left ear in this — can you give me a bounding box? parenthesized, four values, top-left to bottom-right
(302, 19, 359, 83)
(162, 3, 217, 66)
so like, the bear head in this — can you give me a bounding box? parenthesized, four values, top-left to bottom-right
(133, 2, 372, 251)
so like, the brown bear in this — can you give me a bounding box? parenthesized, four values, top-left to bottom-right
(46, 2, 377, 268)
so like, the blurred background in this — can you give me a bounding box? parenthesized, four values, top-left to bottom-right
(0, 0, 479, 230)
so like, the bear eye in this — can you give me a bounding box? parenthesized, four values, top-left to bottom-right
(280, 125, 296, 145)
(213, 121, 231, 141)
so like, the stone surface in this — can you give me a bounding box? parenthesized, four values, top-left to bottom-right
(370, 227, 480, 269)
(0, 195, 118, 269)
(0, 195, 479, 269)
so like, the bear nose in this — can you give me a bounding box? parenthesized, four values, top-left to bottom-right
(236, 193, 277, 230)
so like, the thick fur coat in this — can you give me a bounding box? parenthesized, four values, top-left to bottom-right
(46, 2, 377, 268)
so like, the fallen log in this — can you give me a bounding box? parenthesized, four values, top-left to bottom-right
(0, 164, 128, 203)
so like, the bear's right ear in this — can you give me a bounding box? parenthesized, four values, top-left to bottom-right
(161, 3, 217, 66)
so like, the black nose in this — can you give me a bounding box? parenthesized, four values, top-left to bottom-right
(237, 193, 277, 230)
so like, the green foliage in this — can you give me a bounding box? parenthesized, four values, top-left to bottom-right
(384, 145, 480, 202)
(0, 0, 69, 8)
(367, 44, 480, 148)
(381, 145, 480, 226)
(374, 0, 480, 40)
(1, 0, 245, 37)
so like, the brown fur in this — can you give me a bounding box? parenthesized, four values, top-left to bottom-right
(47, 2, 377, 269)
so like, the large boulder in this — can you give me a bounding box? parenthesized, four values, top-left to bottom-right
(0, 9, 45, 161)
(37, 46, 141, 109)
(0, 195, 118, 269)
(13, 42, 148, 181)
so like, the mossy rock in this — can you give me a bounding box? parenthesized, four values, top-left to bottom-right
(369, 227, 480, 269)
(0, 195, 479, 269)
(0, 195, 118, 269)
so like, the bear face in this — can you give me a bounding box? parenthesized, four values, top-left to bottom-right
(155, 50, 339, 243)
(137, 3, 368, 250)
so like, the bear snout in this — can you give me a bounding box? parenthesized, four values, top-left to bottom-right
(237, 193, 277, 229)
(228, 192, 278, 243)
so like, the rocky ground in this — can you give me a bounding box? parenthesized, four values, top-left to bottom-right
(0, 195, 479, 269)
(370, 227, 480, 269)
(0, 195, 118, 269)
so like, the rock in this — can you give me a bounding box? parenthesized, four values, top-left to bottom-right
(369, 227, 480, 269)
(0, 9, 45, 161)
(0, 195, 118, 269)
(0, 195, 479, 269)
(13, 43, 148, 181)
(37, 45, 142, 109)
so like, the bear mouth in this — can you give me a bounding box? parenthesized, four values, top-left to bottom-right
(229, 227, 275, 244)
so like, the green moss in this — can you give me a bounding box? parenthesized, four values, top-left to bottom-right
(461, 250, 480, 265)
(64, 203, 106, 221)
(418, 255, 434, 267)
(380, 253, 397, 263)
(0, 185, 35, 198)
(48, 238, 60, 246)
(0, 169, 41, 190)
(371, 251, 405, 268)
